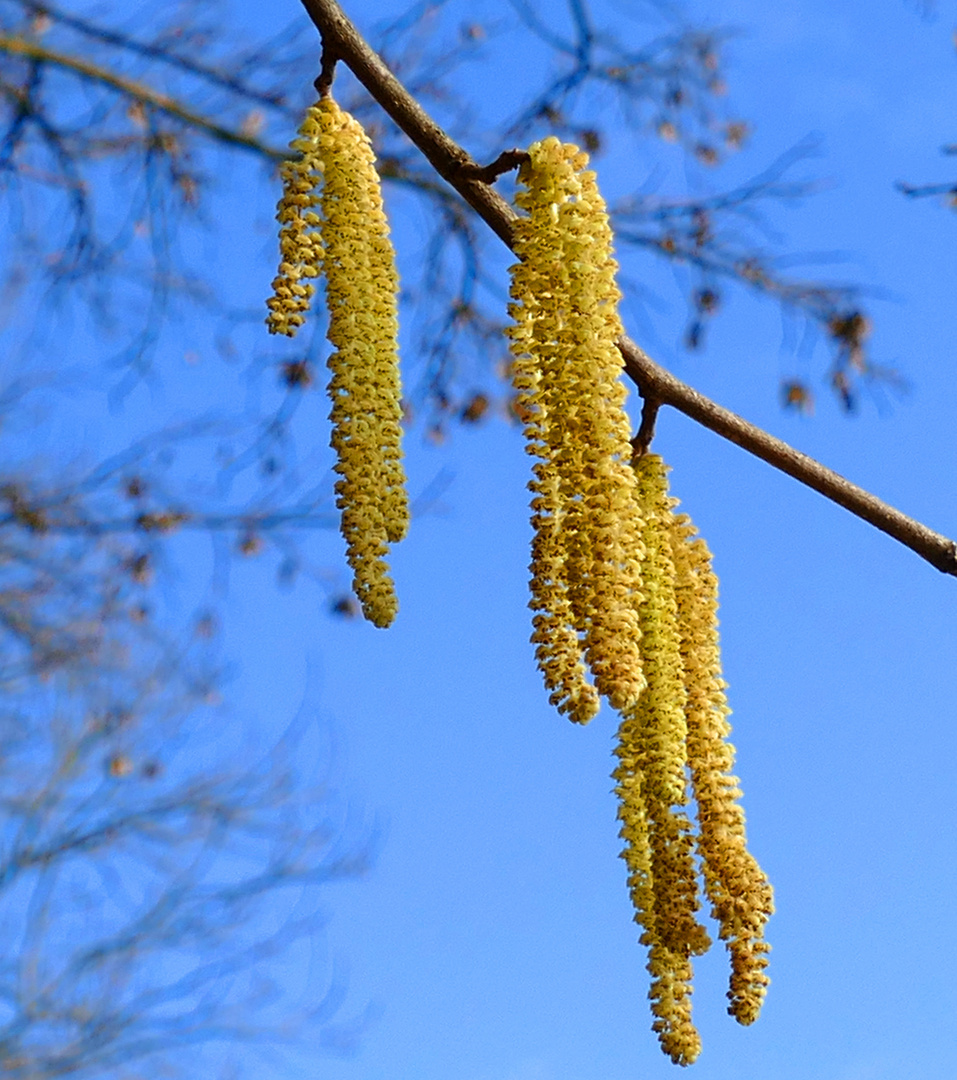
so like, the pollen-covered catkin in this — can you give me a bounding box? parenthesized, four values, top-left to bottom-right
(613, 712, 703, 1067)
(316, 96, 408, 627)
(266, 95, 408, 628)
(631, 456, 691, 807)
(266, 103, 324, 337)
(614, 453, 710, 1065)
(507, 134, 771, 1060)
(508, 148, 599, 724)
(507, 136, 645, 720)
(670, 510, 773, 1025)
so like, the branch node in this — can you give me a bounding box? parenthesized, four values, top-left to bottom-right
(456, 149, 529, 184)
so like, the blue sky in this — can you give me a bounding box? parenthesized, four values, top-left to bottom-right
(225, 2, 957, 1078)
(10, 0, 957, 1077)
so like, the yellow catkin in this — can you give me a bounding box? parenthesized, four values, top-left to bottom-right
(670, 509, 773, 1025)
(631, 456, 691, 807)
(315, 96, 408, 627)
(266, 103, 324, 337)
(528, 469, 601, 724)
(648, 948, 702, 1067)
(615, 453, 710, 1064)
(613, 713, 703, 1067)
(507, 136, 644, 720)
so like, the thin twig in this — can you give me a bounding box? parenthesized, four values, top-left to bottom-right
(16, 0, 298, 116)
(631, 395, 661, 460)
(316, 42, 338, 97)
(619, 337, 957, 574)
(0, 36, 287, 160)
(456, 149, 528, 183)
(896, 180, 956, 199)
(297, 0, 957, 579)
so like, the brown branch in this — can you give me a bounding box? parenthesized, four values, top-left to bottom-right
(0, 36, 287, 161)
(297, 0, 957, 579)
(619, 337, 957, 574)
(299, 0, 516, 245)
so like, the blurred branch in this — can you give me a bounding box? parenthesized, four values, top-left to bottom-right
(299, 0, 957, 579)
(0, 34, 287, 159)
(896, 178, 956, 200)
(0, 696, 370, 1078)
(14, 0, 299, 117)
(502, 0, 732, 153)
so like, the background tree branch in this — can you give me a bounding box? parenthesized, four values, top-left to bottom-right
(0, 35, 287, 159)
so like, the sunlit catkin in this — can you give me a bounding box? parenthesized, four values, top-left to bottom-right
(631, 457, 688, 806)
(266, 103, 324, 337)
(614, 453, 710, 1065)
(670, 509, 773, 1025)
(507, 137, 644, 721)
(316, 96, 408, 627)
(267, 95, 407, 627)
(613, 716, 703, 1067)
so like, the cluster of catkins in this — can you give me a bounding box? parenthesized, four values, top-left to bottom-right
(507, 137, 773, 1066)
(266, 94, 407, 629)
(268, 103, 772, 1066)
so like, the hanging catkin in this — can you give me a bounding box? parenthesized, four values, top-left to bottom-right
(264, 102, 774, 1062)
(614, 454, 772, 1061)
(669, 506, 773, 1025)
(267, 96, 408, 628)
(265, 104, 324, 338)
(507, 136, 645, 722)
(507, 141, 772, 1062)
(614, 453, 711, 1066)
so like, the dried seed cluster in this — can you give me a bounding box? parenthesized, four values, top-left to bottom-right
(267, 96, 408, 628)
(507, 139, 771, 1066)
(507, 136, 645, 724)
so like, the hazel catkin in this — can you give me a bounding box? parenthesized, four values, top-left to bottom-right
(507, 136, 645, 722)
(316, 97, 408, 628)
(266, 102, 324, 337)
(612, 454, 772, 1060)
(669, 507, 773, 1025)
(266, 96, 408, 628)
(506, 140, 772, 1059)
(612, 454, 712, 1065)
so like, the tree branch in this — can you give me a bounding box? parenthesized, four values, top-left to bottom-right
(619, 338, 957, 574)
(896, 179, 956, 200)
(15, 0, 298, 117)
(0, 35, 287, 160)
(297, 0, 957, 579)
(298, 0, 516, 245)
